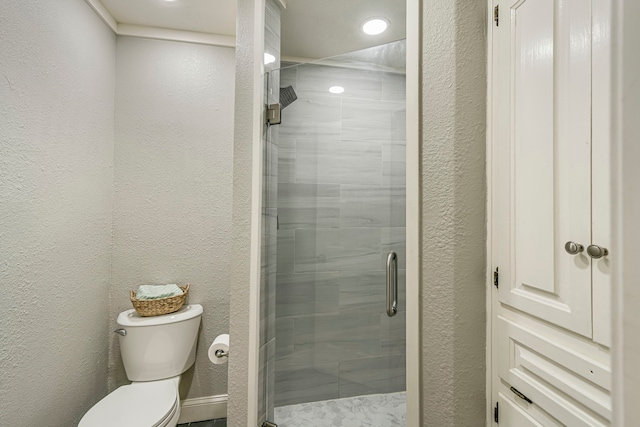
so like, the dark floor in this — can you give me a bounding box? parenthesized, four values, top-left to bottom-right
(177, 418, 227, 427)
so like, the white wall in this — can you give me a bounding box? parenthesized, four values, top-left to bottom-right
(109, 36, 235, 399)
(0, 1, 116, 425)
(228, 0, 266, 424)
(420, 1, 487, 425)
(613, 0, 640, 424)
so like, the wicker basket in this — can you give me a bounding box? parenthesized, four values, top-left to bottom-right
(130, 284, 189, 317)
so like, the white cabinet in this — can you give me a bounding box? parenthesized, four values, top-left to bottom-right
(490, 0, 612, 424)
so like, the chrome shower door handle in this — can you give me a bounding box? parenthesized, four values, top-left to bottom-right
(386, 251, 398, 317)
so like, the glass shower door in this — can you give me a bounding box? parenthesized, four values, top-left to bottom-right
(261, 40, 407, 427)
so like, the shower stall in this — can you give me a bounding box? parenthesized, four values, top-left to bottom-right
(259, 40, 408, 427)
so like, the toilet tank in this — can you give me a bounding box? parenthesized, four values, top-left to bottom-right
(116, 304, 203, 382)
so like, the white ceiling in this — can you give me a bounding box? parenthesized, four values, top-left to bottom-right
(99, 0, 236, 36)
(281, 0, 406, 60)
(95, 0, 406, 60)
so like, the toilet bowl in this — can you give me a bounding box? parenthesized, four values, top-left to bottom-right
(79, 377, 180, 427)
(79, 304, 203, 427)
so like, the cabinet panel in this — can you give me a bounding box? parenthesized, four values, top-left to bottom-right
(591, 0, 613, 348)
(497, 0, 592, 338)
(499, 315, 611, 423)
(512, 0, 555, 294)
(491, 0, 613, 424)
(498, 390, 562, 427)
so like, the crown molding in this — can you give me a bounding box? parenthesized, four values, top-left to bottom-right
(84, 0, 117, 33)
(118, 24, 235, 48)
(84, 0, 236, 48)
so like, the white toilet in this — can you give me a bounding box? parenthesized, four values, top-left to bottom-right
(79, 303, 203, 427)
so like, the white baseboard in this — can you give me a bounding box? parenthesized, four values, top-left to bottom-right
(178, 394, 228, 424)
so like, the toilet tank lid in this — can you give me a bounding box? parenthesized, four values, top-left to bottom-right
(117, 304, 203, 327)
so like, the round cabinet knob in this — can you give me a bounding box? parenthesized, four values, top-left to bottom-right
(564, 241, 584, 255)
(587, 244, 609, 259)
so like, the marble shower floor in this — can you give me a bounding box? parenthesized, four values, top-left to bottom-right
(274, 391, 406, 427)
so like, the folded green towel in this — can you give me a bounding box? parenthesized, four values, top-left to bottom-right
(136, 284, 183, 300)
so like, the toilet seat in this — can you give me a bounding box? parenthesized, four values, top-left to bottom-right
(79, 379, 178, 427)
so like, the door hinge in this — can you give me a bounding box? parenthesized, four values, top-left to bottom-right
(266, 103, 281, 125)
(494, 401, 499, 423)
(510, 386, 533, 404)
(494, 5, 499, 26)
(493, 267, 499, 289)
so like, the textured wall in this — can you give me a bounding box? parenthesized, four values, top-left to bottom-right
(615, 0, 640, 423)
(274, 61, 407, 407)
(0, 0, 115, 425)
(420, 1, 487, 426)
(109, 37, 235, 399)
(228, 0, 264, 424)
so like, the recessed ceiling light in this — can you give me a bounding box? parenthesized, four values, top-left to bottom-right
(264, 53, 276, 65)
(329, 86, 345, 94)
(362, 18, 388, 36)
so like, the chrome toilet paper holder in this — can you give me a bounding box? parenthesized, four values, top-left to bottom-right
(214, 349, 229, 358)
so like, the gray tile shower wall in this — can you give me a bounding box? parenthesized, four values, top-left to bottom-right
(274, 61, 407, 407)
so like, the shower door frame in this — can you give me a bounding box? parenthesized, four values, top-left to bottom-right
(404, 0, 421, 425)
(233, 0, 422, 425)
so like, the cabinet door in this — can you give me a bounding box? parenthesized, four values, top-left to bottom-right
(591, 0, 613, 348)
(495, 0, 593, 337)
